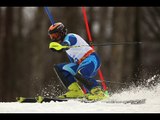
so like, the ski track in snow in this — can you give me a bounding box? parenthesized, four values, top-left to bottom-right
(0, 75, 160, 113)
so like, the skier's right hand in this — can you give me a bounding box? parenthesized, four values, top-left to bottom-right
(49, 42, 67, 52)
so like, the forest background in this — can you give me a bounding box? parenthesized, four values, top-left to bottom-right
(0, 7, 160, 102)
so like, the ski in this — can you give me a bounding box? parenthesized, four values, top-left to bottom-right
(37, 96, 68, 103)
(16, 97, 37, 103)
(16, 96, 146, 104)
(104, 99, 146, 104)
(79, 99, 146, 104)
(16, 96, 68, 103)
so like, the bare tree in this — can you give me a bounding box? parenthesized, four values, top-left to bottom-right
(109, 7, 138, 92)
(139, 7, 160, 82)
(0, 8, 4, 100)
(26, 7, 49, 97)
(1, 7, 14, 101)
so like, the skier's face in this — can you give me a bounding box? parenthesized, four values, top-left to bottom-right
(49, 32, 63, 43)
(49, 32, 59, 40)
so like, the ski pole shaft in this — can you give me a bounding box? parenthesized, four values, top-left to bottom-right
(96, 80, 129, 86)
(90, 42, 142, 46)
(49, 41, 143, 50)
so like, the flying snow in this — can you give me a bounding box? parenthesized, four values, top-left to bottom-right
(0, 75, 160, 113)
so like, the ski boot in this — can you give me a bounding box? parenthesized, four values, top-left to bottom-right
(85, 87, 109, 101)
(58, 82, 85, 99)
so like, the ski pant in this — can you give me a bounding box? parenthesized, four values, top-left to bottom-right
(54, 53, 101, 91)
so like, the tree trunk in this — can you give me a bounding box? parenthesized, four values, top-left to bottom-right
(0, 8, 4, 101)
(109, 7, 137, 92)
(132, 7, 141, 86)
(1, 7, 14, 101)
(28, 7, 49, 97)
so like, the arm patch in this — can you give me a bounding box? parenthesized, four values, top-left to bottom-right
(64, 34, 77, 46)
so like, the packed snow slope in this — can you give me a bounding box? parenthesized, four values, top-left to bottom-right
(0, 75, 160, 113)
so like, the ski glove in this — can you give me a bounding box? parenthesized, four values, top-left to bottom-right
(49, 42, 69, 52)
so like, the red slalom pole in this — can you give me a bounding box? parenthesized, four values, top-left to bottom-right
(81, 7, 107, 91)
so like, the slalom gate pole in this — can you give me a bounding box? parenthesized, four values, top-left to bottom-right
(82, 7, 107, 91)
(44, 7, 55, 25)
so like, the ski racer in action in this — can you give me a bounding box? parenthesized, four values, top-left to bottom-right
(48, 22, 108, 101)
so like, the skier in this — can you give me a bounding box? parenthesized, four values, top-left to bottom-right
(48, 22, 108, 101)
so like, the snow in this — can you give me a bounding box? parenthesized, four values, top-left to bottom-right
(0, 75, 160, 113)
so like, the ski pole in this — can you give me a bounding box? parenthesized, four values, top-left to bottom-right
(90, 41, 142, 46)
(49, 42, 92, 50)
(49, 42, 142, 50)
(96, 80, 129, 86)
